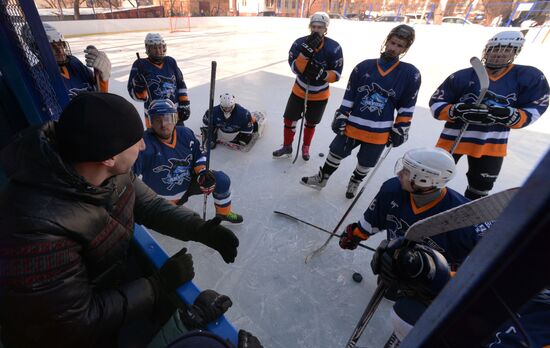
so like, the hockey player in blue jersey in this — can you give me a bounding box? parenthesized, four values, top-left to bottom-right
(301, 25, 421, 199)
(201, 93, 257, 148)
(133, 99, 243, 224)
(430, 31, 549, 200)
(128, 33, 191, 125)
(43, 23, 111, 98)
(272, 12, 343, 161)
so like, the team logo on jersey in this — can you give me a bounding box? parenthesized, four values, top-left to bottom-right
(461, 91, 516, 107)
(387, 214, 410, 239)
(358, 83, 396, 115)
(152, 155, 193, 190)
(150, 75, 177, 100)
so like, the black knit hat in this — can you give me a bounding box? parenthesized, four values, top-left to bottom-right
(55, 92, 144, 162)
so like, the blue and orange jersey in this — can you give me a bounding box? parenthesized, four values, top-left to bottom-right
(202, 104, 254, 134)
(339, 58, 421, 145)
(59, 55, 108, 98)
(430, 64, 549, 158)
(127, 56, 189, 112)
(288, 36, 343, 101)
(133, 126, 206, 200)
(356, 177, 489, 265)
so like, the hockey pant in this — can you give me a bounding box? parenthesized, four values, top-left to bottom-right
(453, 154, 504, 200)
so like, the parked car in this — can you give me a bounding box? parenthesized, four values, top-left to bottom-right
(328, 13, 348, 19)
(375, 15, 408, 23)
(441, 16, 474, 25)
(257, 11, 276, 16)
(346, 13, 361, 21)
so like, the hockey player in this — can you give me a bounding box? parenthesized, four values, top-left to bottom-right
(272, 12, 343, 161)
(43, 23, 110, 98)
(201, 93, 258, 149)
(430, 31, 549, 200)
(133, 99, 243, 224)
(338, 147, 488, 267)
(301, 24, 421, 198)
(128, 33, 191, 125)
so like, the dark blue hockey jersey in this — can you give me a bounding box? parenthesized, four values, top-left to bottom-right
(340, 59, 421, 145)
(202, 104, 254, 134)
(430, 64, 549, 158)
(59, 55, 107, 98)
(357, 177, 488, 265)
(127, 56, 189, 111)
(289, 36, 343, 101)
(133, 127, 206, 200)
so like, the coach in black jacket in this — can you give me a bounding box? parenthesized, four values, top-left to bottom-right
(0, 93, 239, 347)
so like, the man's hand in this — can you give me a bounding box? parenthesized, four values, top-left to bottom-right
(84, 46, 111, 81)
(148, 247, 194, 298)
(449, 103, 492, 125)
(339, 223, 368, 250)
(179, 289, 233, 329)
(387, 126, 409, 148)
(195, 217, 239, 263)
(488, 106, 521, 126)
(178, 101, 191, 123)
(304, 60, 327, 82)
(299, 32, 322, 59)
(197, 170, 216, 195)
(331, 110, 348, 135)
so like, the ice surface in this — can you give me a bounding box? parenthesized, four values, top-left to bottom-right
(66, 20, 550, 347)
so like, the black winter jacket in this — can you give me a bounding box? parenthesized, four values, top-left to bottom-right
(0, 124, 207, 347)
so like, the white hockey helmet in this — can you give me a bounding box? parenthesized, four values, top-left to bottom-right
(219, 93, 236, 119)
(482, 31, 525, 69)
(310, 12, 330, 29)
(395, 147, 456, 189)
(145, 33, 166, 63)
(43, 23, 71, 65)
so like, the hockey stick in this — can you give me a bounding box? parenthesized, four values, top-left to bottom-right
(345, 283, 387, 348)
(449, 56, 490, 155)
(202, 61, 217, 220)
(305, 145, 392, 264)
(404, 187, 518, 242)
(292, 82, 309, 164)
(273, 210, 376, 252)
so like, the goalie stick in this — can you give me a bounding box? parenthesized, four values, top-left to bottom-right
(450, 56, 490, 154)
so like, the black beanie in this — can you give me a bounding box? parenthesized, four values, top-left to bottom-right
(55, 92, 144, 162)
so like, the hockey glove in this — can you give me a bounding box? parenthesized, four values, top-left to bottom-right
(331, 110, 349, 135)
(178, 101, 191, 123)
(387, 126, 409, 148)
(304, 60, 328, 82)
(299, 32, 322, 59)
(339, 223, 369, 250)
(449, 103, 492, 125)
(231, 132, 253, 146)
(238, 330, 264, 348)
(193, 217, 239, 263)
(197, 170, 216, 195)
(487, 106, 521, 127)
(84, 46, 111, 81)
(371, 239, 402, 287)
(179, 289, 233, 330)
(148, 247, 195, 303)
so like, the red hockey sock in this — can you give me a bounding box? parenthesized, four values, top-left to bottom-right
(283, 119, 296, 146)
(303, 122, 316, 146)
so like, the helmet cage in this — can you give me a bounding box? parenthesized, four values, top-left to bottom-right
(482, 31, 524, 69)
(145, 33, 167, 62)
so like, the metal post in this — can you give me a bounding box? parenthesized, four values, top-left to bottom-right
(505, 2, 520, 27)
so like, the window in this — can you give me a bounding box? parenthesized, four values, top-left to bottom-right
(265, 0, 274, 7)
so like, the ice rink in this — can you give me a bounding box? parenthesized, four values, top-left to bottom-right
(64, 19, 550, 347)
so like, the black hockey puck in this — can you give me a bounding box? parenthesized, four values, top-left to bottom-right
(319, 152, 325, 157)
(352, 272, 363, 283)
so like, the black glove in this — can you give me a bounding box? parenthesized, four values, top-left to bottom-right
(449, 103, 492, 125)
(300, 32, 322, 59)
(231, 132, 253, 146)
(179, 289, 233, 330)
(148, 247, 195, 300)
(132, 72, 147, 88)
(371, 239, 405, 287)
(387, 126, 409, 148)
(304, 60, 327, 82)
(194, 217, 239, 263)
(339, 223, 368, 250)
(200, 126, 217, 150)
(178, 101, 190, 123)
(487, 106, 521, 126)
(239, 329, 264, 348)
(331, 110, 348, 135)
(197, 170, 216, 194)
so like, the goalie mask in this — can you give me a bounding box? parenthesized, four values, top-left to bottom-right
(44, 23, 71, 65)
(219, 93, 236, 119)
(395, 147, 456, 189)
(145, 33, 166, 64)
(482, 31, 525, 69)
(380, 24, 415, 60)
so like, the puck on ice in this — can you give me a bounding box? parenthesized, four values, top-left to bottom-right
(318, 152, 325, 157)
(352, 272, 363, 283)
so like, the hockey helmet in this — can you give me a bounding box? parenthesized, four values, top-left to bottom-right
(148, 99, 177, 124)
(395, 147, 456, 189)
(145, 33, 166, 63)
(380, 24, 415, 59)
(219, 93, 236, 119)
(310, 12, 330, 30)
(43, 23, 71, 65)
(482, 31, 524, 69)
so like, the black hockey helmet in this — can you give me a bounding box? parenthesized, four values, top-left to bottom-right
(387, 24, 415, 48)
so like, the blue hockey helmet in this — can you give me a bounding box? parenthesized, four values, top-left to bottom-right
(147, 99, 177, 123)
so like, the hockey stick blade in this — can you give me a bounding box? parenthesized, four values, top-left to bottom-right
(345, 283, 387, 348)
(273, 211, 375, 252)
(404, 187, 519, 243)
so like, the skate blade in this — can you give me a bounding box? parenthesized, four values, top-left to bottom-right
(272, 153, 292, 159)
(299, 180, 324, 191)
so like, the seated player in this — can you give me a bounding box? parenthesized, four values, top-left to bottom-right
(134, 99, 243, 224)
(201, 93, 261, 149)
